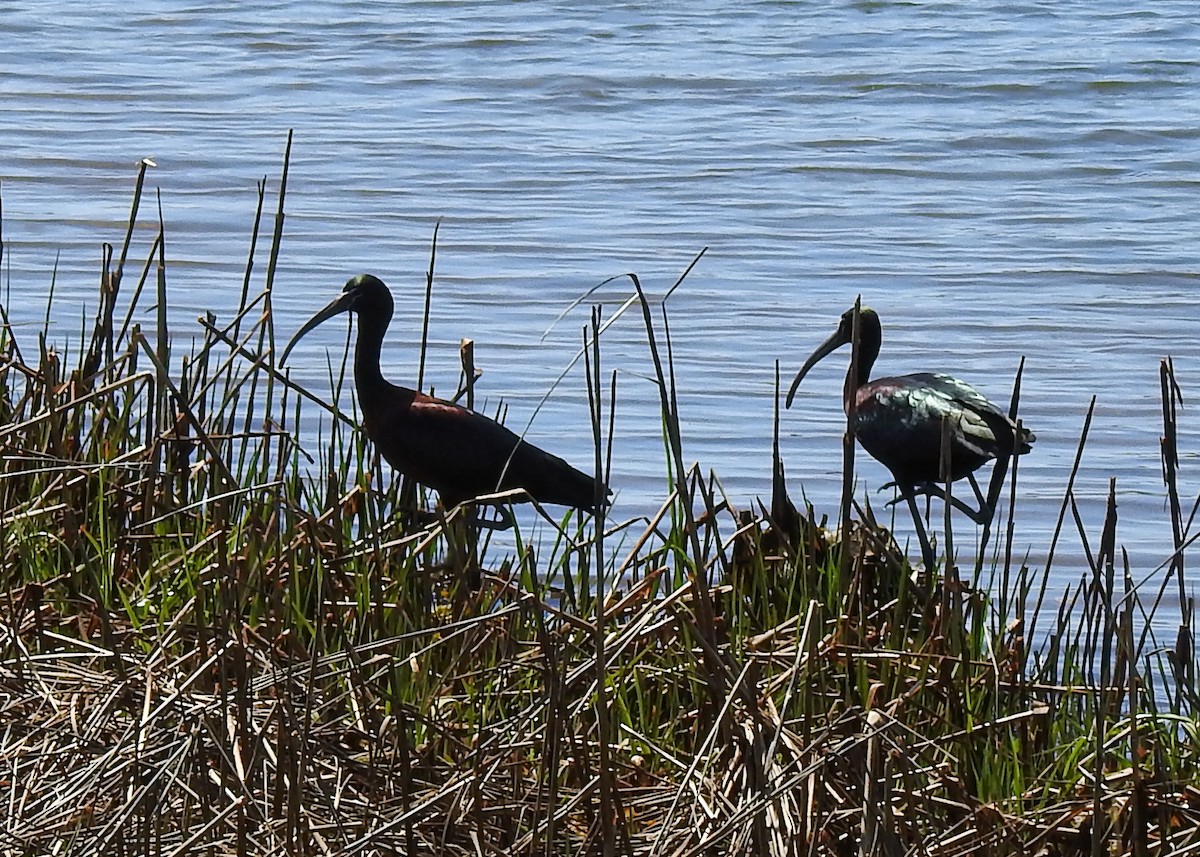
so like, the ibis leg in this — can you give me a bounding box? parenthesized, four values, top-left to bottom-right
(888, 476, 994, 526)
(461, 506, 483, 590)
(902, 485, 938, 570)
(475, 504, 515, 531)
(441, 504, 483, 594)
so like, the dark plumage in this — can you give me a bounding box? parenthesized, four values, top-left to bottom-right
(281, 274, 606, 513)
(786, 304, 1034, 566)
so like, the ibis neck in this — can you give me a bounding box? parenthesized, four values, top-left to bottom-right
(353, 311, 391, 390)
(844, 317, 881, 396)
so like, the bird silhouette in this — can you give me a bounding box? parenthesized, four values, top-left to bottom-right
(281, 274, 607, 516)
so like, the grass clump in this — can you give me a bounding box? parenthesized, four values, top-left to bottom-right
(3, 144, 1200, 856)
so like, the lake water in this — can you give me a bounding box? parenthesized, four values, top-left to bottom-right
(4, 2, 1200, 618)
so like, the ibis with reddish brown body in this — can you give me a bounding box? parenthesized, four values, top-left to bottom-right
(281, 274, 607, 514)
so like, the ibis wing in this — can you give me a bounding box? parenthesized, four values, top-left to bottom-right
(905, 373, 1031, 457)
(365, 389, 601, 510)
(854, 374, 1028, 484)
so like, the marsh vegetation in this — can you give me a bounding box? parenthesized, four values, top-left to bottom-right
(2, 146, 1198, 856)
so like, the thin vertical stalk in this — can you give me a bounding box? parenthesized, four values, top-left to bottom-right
(979, 356, 1025, 568)
(88, 158, 155, 377)
(840, 297, 861, 582)
(1026, 396, 1095, 660)
(235, 177, 268, 344)
(1161, 358, 1188, 622)
(630, 277, 703, 586)
(240, 134, 291, 488)
(262, 129, 291, 304)
(584, 307, 617, 857)
(941, 412, 955, 584)
(1097, 478, 1118, 703)
(417, 219, 440, 392)
(1123, 549, 1148, 857)
(459, 338, 475, 411)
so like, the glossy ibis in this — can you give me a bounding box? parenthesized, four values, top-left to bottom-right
(280, 274, 607, 517)
(785, 304, 1034, 567)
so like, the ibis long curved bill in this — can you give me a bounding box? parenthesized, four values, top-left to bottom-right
(279, 288, 357, 367)
(785, 324, 852, 409)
